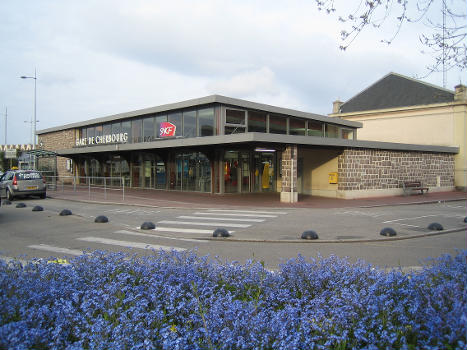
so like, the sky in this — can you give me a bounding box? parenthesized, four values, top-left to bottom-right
(0, 0, 465, 145)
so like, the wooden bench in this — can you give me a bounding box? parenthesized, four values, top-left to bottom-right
(402, 181, 429, 196)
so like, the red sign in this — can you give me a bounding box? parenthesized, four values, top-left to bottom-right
(159, 122, 176, 137)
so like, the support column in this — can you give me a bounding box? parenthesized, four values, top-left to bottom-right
(280, 144, 298, 203)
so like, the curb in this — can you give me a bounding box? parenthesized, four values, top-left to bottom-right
(48, 195, 466, 211)
(138, 226, 466, 244)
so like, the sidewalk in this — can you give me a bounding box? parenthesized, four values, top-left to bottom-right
(47, 186, 467, 209)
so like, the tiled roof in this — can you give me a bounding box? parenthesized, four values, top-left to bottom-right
(339, 73, 455, 113)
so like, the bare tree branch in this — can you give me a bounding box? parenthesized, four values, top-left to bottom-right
(313, 0, 467, 72)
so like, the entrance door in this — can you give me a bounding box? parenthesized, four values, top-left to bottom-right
(253, 152, 276, 192)
(224, 151, 250, 193)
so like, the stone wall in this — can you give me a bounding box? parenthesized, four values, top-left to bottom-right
(338, 148, 454, 191)
(280, 145, 298, 202)
(39, 129, 75, 180)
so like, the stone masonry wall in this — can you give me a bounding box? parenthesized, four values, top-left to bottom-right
(39, 129, 75, 180)
(338, 148, 454, 191)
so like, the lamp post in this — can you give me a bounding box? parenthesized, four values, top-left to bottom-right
(20, 69, 37, 150)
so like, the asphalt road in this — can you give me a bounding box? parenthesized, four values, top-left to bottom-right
(1, 197, 466, 269)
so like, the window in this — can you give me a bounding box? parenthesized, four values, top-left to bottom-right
(342, 129, 354, 140)
(131, 119, 143, 143)
(198, 108, 215, 136)
(87, 126, 95, 139)
(103, 123, 111, 136)
(111, 122, 121, 135)
(155, 115, 167, 138)
(307, 121, 324, 137)
(168, 112, 182, 137)
(325, 124, 339, 138)
(225, 109, 245, 135)
(121, 121, 132, 143)
(269, 115, 287, 134)
(248, 111, 267, 133)
(226, 109, 245, 125)
(289, 117, 305, 136)
(80, 128, 87, 139)
(183, 110, 197, 138)
(143, 117, 155, 142)
(95, 125, 103, 138)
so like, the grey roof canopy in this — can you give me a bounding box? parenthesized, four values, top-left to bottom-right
(37, 95, 361, 135)
(339, 73, 455, 113)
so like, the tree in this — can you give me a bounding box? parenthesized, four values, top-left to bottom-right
(313, 0, 466, 76)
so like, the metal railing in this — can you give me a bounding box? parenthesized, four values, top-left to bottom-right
(44, 176, 128, 201)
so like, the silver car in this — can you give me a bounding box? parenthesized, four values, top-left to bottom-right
(0, 170, 47, 200)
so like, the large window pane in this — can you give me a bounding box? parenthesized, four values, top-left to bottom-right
(168, 112, 182, 137)
(87, 126, 95, 139)
(226, 109, 245, 125)
(342, 129, 354, 139)
(307, 121, 323, 137)
(131, 119, 143, 143)
(269, 115, 287, 134)
(248, 111, 266, 133)
(103, 123, 111, 136)
(111, 122, 121, 135)
(121, 121, 132, 143)
(155, 115, 167, 138)
(325, 124, 339, 138)
(289, 117, 305, 136)
(198, 108, 215, 136)
(143, 117, 155, 142)
(95, 125, 103, 137)
(183, 110, 197, 138)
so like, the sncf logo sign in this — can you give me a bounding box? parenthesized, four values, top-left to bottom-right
(159, 122, 176, 137)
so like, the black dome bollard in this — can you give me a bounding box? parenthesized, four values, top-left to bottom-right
(3, 200, 11, 205)
(428, 222, 444, 231)
(213, 228, 230, 238)
(32, 205, 44, 212)
(301, 230, 319, 240)
(380, 227, 397, 237)
(16, 203, 26, 208)
(95, 215, 109, 223)
(59, 209, 72, 216)
(141, 221, 156, 230)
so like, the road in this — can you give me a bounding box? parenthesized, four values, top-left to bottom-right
(0, 197, 465, 269)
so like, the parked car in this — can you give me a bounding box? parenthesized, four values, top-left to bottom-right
(0, 170, 47, 200)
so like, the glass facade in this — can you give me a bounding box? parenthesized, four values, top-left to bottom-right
(248, 111, 267, 132)
(74, 104, 356, 149)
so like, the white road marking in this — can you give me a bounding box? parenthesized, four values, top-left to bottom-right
(28, 244, 83, 256)
(154, 227, 235, 234)
(77, 237, 186, 252)
(178, 215, 264, 222)
(207, 209, 288, 215)
(396, 223, 421, 228)
(383, 214, 438, 223)
(158, 220, 251, 228)
(115, 230, 208, 243)
(194, 212, 277, 218)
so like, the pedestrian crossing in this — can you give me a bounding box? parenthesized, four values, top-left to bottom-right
(12, 209, 288, 260)
(152, 209, 288, 234)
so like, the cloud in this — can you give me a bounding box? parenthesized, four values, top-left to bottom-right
(206, 67, 279, 97)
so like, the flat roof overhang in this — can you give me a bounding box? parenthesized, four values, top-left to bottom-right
(56, 132, 459, 156)
(37, 95, 362, 135)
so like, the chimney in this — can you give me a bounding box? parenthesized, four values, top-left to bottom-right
(332, 100, 343, 114)
(454, 84, 467, 102)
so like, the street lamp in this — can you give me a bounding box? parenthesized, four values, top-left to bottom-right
(20, 69, 37, 149)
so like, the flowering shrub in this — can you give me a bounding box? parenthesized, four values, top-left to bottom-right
(0, 250, 466, 350)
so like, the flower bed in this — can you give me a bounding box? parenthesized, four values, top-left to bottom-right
(1, 250, 466, 350)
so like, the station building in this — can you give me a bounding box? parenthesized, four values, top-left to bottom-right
(37, 95, 458, 202)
